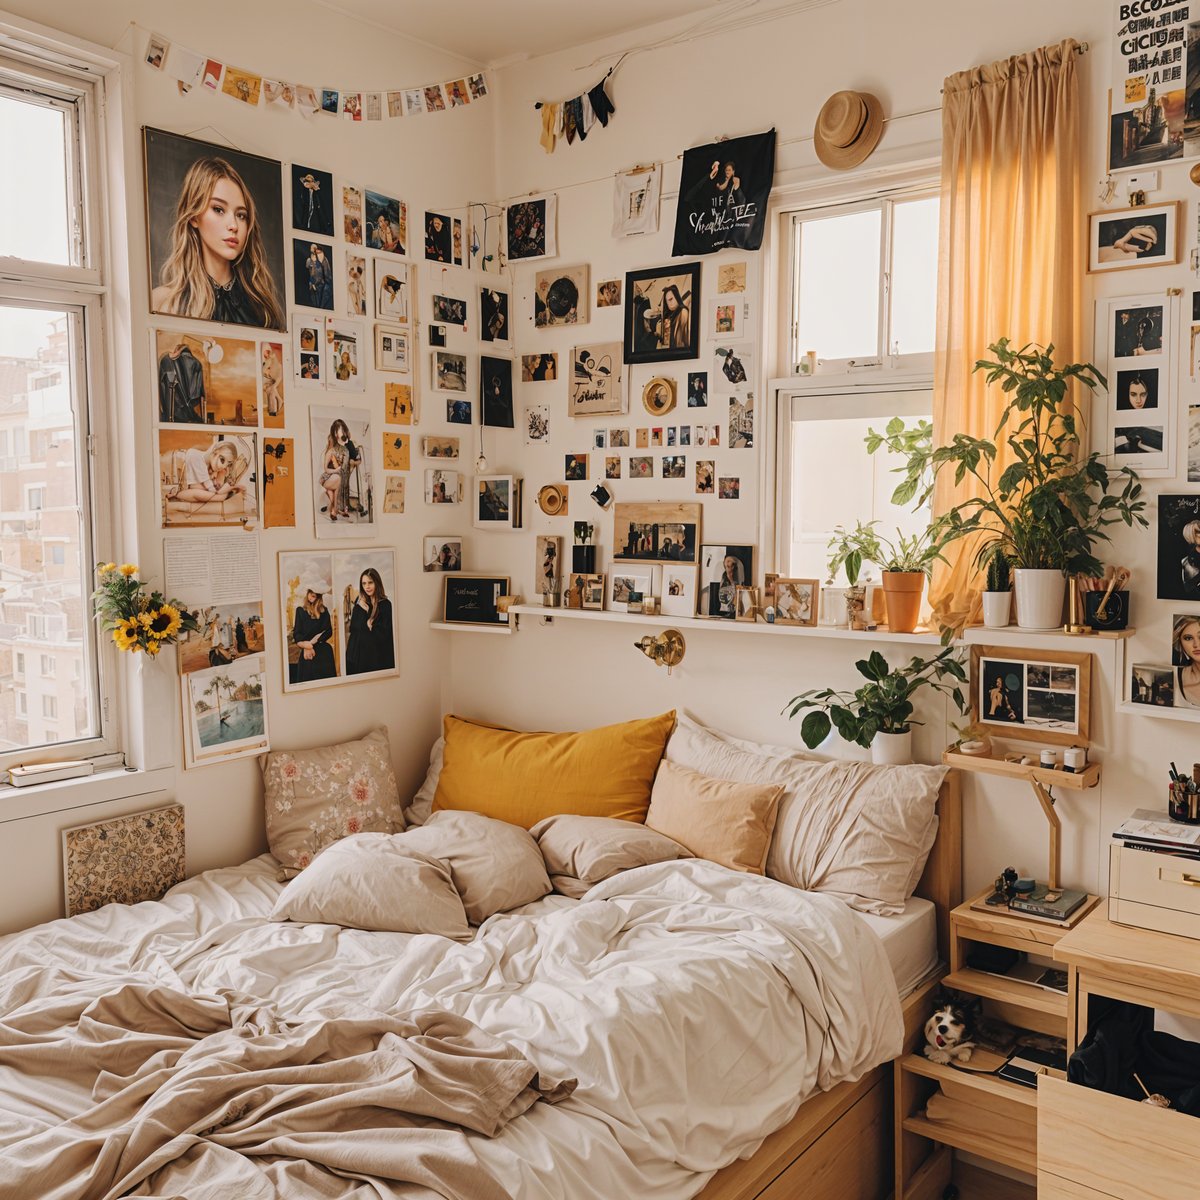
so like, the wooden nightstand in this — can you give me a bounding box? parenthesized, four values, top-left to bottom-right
(1038, 910, 1200, 1199)
(894, 887, 1100, 1200)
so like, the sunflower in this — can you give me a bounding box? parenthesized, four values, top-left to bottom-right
(119, 563, 139, 577)
(111, 618, 142, 652)
(96, 562, 117, 576)
(140, 604, 182, 641)
(143, 639, 162, 657)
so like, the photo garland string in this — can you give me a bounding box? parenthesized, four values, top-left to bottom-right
(533, 68, 617, 153)
(140, 26, 489, 119)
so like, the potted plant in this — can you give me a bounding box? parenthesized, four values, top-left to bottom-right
(826, 520, 948, 634)
(981, 549, 1012, 628)
(783, 646, 967, 765)
(882, 342, 1148, 630)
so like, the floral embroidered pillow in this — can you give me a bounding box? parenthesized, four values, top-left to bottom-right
(261, 726, 403, 879)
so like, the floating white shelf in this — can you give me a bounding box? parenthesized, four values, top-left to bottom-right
(506, 604, 945, 644)
(428, 621, 513, 635)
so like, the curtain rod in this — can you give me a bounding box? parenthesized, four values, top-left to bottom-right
(941, 41, 1089, 94)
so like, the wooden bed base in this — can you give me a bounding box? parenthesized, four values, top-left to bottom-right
(697, 772, 961, 1200)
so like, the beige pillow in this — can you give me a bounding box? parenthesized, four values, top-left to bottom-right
(402, 811, 551, 923)
(666, 711, 816, 775)
(269, 834, 470, 939)
(645, 760, 782, 875)
(404, 735, 444, 827)
(530, 814, 693, 898)
(262, 727, 404, 879)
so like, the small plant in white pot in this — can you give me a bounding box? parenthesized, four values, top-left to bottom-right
(783, 647, 967, 765)
(981, 550, 1012, 628)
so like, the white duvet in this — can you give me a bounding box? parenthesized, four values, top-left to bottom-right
(0, 855, 902, 1199)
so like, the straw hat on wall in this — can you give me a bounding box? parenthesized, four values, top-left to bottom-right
(814, 90, 884, 169)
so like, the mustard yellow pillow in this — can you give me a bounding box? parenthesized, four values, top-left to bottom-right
(433, 711, 676, 829)
(645, 759, 783, 874)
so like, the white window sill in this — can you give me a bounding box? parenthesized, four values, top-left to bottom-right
(0, 765, 176, 823)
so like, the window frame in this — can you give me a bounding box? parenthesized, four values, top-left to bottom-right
(0, 30, 121, 774)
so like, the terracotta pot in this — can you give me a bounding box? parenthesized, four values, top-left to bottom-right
(881, 571, 925, 633)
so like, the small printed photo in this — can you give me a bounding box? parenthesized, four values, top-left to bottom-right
(524, 403, 550, 444)
(375, 261, 410, 322)
(261, 342, 284, 427)
(341, 92, 362, 121)
(294, 320, 323, 386)
(581, 574, 606, 609)
(424, 537, 462, 572)
(688, 372, 708, 407)
(447, 398, 472, 424)
(453, 217, 463, 265)
(535, 264, 590, 327)
(1115, 368, 1158, 410)
(522, 353, 557, 382)
(719, 476, 741, 499)
(717, 261, 747, 293)
(425, 211, 453, 262)
(629, 455, 653, 479)
(1113, 304, 1163, 357)
(188, 653, 266, 757)
(342, 184, 364, 243)
(608, 567, 659, 613)
(155, 330, 258, 426)
(425, 468, 461, 504)
(432, 293, 467, 326)
(320, 89, 339, 114)
(422, 435, 460, 459)
(636, 428, 649, 448)
(480, 287, 509, 342)
(292, 164, 334, 237)
(381, 433, 410, 471)
(364, 190, 406, 256)
(468, 73, 488, 100)
(382, 477, 405, 513)
(662, 455, 686, 479)
(292, 239, 334, 310)
(605, 456, 621, 479)
(699, 544, 754, 619)
(345, 253, 367, 316)
(429, 324, 447, 348)
(565, 453, 588, 481)
(651, 428, 663, 447)
(374, 326, 409, 373)
(594, 429, 608, 450)
(708, 298, 742, 339)
(403, 88, 424, 117)
(667, 427, 677, 447)
(475, 475, 515, 529)
(980, 660, 1025, 725)
(596, 279, 622, 307)
(177, 602, 264, 674)
(660, 564, 698, 618)
(1131, 663, 1175, 706)
(325, 318, 363, 391)
(773, 578, 818, 626)
(222, 68, 263, 108)
(696, 460, 715, 493)
(480, 355, 514, 428)
(144, 32, 168, 69)
(424, 84, 447, 113)
(535, 535, 561, 595)
(385, 382, 414, 424)
(160, 429, 258, 528)
(728, 393, 754, 450)
(446, 79, 469, 107)
(609, 428, 630, 448)
(1113, 424, 1164, 454)
(434, 350, 467, 392)
(680, 426, 691, 446)
(310, 406, 373, 538)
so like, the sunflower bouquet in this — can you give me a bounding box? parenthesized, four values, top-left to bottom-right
(92, 562, 200, 657)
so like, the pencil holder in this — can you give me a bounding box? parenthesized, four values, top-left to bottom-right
(1168, 781, 1200, 824)
(1084, 589, 1129, 631)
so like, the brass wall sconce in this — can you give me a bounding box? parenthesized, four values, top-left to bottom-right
(634, 629, 686, 675)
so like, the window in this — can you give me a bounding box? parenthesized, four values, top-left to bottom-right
(788, 192, 939, 375)
(776, 184, 939, 581)
(0, 36, 118, 770)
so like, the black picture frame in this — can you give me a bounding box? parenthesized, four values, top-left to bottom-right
(623, 262, 701, 365)
(442, 575, 510, 625)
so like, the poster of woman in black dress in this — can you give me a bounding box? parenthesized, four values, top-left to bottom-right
(336, 550, 398, 680)
(288, 573, 337, 687)
(144, 128, 286, 331)
(672, 129, 776, 255)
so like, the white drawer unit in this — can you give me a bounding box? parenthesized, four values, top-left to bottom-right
(1109, 842, 1200, 941)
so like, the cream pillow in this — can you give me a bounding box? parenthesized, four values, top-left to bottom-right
(269, 834, 470, 939)
(404, 736, 444, 827)
(402, 811, 551, 923)
(645, 760, 783, 875)
(665, 712, 817, 777)
(261, 727, 403, 879)
(530, 814, 693, 898)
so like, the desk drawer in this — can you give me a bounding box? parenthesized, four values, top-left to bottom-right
(1038, 1075, 1199, 1199)
(1110, 843, 1200, 940)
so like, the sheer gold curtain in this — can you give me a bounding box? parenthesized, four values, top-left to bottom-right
(929, 39, 1082, 631)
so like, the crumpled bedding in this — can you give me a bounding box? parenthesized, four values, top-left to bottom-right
(0, 854, 903, 1199)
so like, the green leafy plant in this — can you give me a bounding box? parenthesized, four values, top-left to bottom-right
(927, 340, 1148, 575)
(827, 520, 950, 584)
(984, 549, 1011, 593)
(783, 646, 967, 750)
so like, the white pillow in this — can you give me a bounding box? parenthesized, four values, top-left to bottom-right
(402, 811, 551, 923)
(269, 833, 471, 938)
(404, 735, 444, 826)
(665, 713, 945, 914)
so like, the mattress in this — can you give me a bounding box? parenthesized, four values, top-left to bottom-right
(854, 895, 940, 998)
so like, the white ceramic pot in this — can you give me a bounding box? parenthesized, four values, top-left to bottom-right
(981, 591, 1013, 628)
(871, 729, 913, 765)
(1013, 569, 1066, 630)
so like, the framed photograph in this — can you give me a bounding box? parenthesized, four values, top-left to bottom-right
(153, 330, 258, 426)
(480, 287, 510, 342)
(735, 586, 758, 622)
(291, 163, 333, 236)
(433, 350, 467, 393)
(364, 189, 406, 255)
(506, 194, 557, 261)
(443, 576, 511, 626)
(423, 536, 462, 572)
(325, 318, 364, 392)
(294, 319, 323, 387)
(614, 501, 701, 564)
(432, 293, 467, 326)
(159, 429, 258, 528)
(608, 566, 661, 613)
(1130, 662, 1175, 707)
(770, 578, 816, 626)
(480, 355, 514, 428)
(570, 342, 625, 415)
(475, 474, 520, 529)
(309, 405, 373, 539)
(707, 297, 743, 339)
(425, 468, 461, 504)
(660, 564, 698, 618)
(624, 262, 701, 365)
(535, 535, 561, 596)
(581, 573, 605, 609)
(422, 435, 459, 459)
(1088, 203, 1181, 274)
(970, 646, 1092, 747)
(1157, 494, 1200, 601)
(144, 127, 286, 331)
(535, 264, 590, 327)
(374, 261, 410, 322)
(699, 544, 754, 619)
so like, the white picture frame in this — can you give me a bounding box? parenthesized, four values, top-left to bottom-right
(607, 565, 660, 613)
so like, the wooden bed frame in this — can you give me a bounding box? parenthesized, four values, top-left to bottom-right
(696, 770, 961, 1200)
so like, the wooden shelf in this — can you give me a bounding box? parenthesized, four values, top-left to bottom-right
(942, 750, 1099, 791)
(428, 621, 513, 635)
(941, 968, 1066, 1018)
(902, 1114, 1035, 1175)
(898, 1053, 1039, 1108)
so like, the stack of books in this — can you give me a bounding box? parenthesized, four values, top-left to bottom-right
(1113, 809, 1200, 860)
(1008, 883, 1088, 921)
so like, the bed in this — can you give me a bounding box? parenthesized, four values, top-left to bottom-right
(0, 747, 958, 1200)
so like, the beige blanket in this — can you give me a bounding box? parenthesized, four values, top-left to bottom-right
(0, 970, 573, 1200)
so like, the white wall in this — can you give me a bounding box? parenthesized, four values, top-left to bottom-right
(447, 0, 1191, 903)
(0, 0, 495, 930)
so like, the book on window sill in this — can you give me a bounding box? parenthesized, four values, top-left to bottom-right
(7, 760, 94, 787)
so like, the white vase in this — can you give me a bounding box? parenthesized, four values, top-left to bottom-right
(871, 729, 913, 765)
(981, 591, 1013, 628)
(1013, 569, 1066, 630)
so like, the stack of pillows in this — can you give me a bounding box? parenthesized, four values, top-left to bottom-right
(262, 712, 947, 938)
